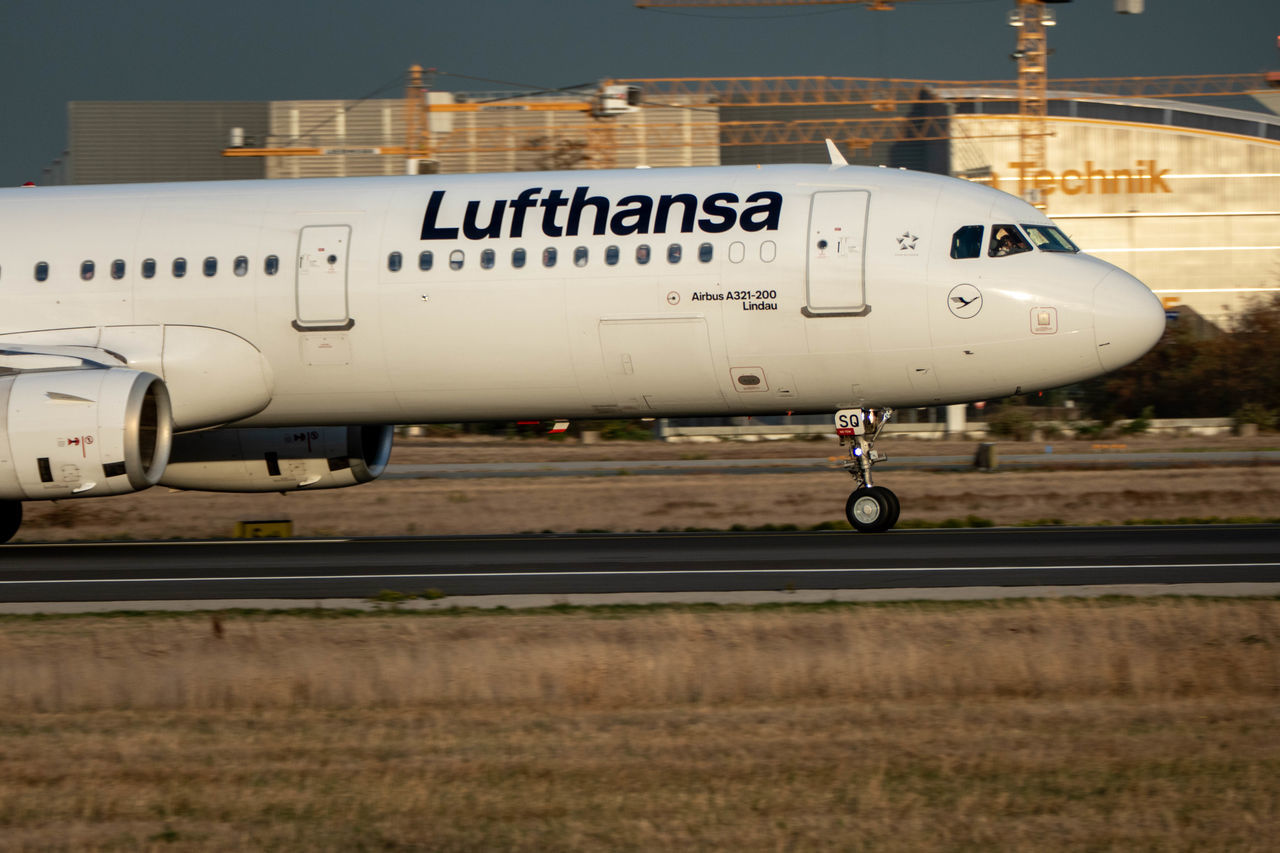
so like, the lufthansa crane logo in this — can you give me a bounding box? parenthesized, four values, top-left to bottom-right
(947, 283, 983, 319)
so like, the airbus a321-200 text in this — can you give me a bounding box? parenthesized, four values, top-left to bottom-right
(0, 142, 1165, 542)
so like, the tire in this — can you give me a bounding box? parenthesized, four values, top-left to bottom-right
(882, 487, 901, 529)
(0, 501, 22, 544)
(845, 487, 895, 533)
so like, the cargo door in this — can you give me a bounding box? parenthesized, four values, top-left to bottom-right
(599, 317, 725, 413)
(806, 191, 869, 315)
(294, 225, 353, 331)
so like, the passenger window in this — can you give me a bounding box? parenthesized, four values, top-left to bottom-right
(989, 224, 1032, 257)
(142, 258, 156, 279)
(512, 248, 526, 269)
(573, 246, 588, 267)
(449, 250, 464, 271)
(543, 247, 557, 267)
(234, 256, 249, 277)
(34, 262, 49, 282)
(80, 260, 95, 281)
(264, 255, 279, 276)
(203, 257, 217, 277)
(418, 250, 433, 271)
(173, 258, 187, 278)
(728, 241, 745, 264)
(111, 259, 126, 280)
(760, 241, 777, 263)
(950, 225, 984, 259)
(605, 245, 620, 266)
(387, 252, 402, 273)
(698, 242, 713, 263)
(636, 244, 651, 265)
(667, 244, 682, 264)
(480, 248, 495, 270)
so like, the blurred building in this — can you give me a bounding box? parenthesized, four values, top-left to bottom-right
(941, 90, 1280, 321)
(59, 84, 1280, 319)
(65, 101, 267, 184)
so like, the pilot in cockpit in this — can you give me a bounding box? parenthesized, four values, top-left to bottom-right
(991, 226, 1031, 257)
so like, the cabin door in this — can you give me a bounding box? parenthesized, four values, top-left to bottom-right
(805, 191, 869, 315)
(294, 225, 353, 331)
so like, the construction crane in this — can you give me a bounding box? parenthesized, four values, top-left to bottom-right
(223, 65, 641, 172)
(1007, 0, 1055, 175)
(634, 0, 1074, 195)
(222, 69, 1274, 178)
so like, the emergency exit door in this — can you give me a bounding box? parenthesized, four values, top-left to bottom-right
(806, 191, 869, 315)
(294, 225, 353, 331)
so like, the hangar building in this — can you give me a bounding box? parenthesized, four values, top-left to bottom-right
(59, 83, 1280, 320)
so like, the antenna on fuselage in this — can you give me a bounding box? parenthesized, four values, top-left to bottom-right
(824, 138, 848, 167)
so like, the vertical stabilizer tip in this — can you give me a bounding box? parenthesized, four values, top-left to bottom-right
(825, 139, 848, 166)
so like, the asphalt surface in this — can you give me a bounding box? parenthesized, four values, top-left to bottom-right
(384, 450, 1280, 478)
(1, 525, 1277, 603)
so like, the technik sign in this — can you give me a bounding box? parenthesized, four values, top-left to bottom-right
(420, 187, 783, 240)
(984, 160, 1172, 197)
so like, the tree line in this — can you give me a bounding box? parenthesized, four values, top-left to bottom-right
(1079, 294, 1280, 428)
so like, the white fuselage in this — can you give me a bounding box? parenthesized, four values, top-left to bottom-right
(0, 164, 1165, 430)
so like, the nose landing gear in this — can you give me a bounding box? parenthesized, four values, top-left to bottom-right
(836, 407, 899, 533)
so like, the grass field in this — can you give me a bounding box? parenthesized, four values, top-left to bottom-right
(2, 598, 1278, 850)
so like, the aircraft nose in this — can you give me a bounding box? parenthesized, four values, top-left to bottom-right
(1093, 269, 1166, 373)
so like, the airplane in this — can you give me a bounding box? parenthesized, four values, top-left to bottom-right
(0, 143, 1165, 542)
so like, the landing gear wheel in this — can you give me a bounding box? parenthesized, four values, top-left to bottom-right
(881, 487, 901, 529)
(0, 501, 22, 544)
(845, 486, 898, 533)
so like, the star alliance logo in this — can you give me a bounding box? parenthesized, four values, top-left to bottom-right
(896, 232, 918, 251)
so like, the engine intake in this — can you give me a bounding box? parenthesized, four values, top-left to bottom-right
(0, 368, 173, 500)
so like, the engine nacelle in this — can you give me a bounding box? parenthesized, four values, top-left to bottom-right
(0, 368, 173, 500)
(159, 425, 393, 492)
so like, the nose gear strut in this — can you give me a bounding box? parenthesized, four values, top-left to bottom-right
(836, 407, 899, 533)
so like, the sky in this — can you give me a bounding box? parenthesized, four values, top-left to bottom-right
(1, 0, 1276, 186)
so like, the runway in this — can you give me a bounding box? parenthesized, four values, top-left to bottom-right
(1, 524, 1277, 605)
(384, 449, 1280, 479)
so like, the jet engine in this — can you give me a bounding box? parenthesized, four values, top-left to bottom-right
(0, 368, 173, 500)
(159, 425, 393, 492)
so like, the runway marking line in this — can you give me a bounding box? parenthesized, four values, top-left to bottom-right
(11, 538, 354, 548)
(4, 562, 1278, 586)
(14, 523, 1269, 550)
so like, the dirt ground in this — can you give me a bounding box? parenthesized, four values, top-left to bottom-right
(15, 433, 1279, 542)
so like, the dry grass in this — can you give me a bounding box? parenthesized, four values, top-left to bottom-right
(10, 432, 1279, 542)
(3, 601, 1279, 713)
(15, 464, 1280, 543)
(1, 600, 1278, 849)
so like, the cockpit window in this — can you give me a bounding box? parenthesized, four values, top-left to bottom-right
(1022, 224, 1080, 253)
(989, 224, 1032, 258)
(950, 225, 984, 259)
